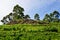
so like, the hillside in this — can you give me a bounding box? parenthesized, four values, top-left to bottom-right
(0, 23, 60, 40)
(7, 19, 49, 25)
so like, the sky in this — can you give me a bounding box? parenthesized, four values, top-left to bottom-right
(0, 0, 60, 25)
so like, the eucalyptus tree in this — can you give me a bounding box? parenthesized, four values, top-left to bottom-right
(43, 14, 50, 22)
(49, 13, 54, 22)
(1, 4, 25, 24)
(43, 11, 60, 22)
(53, 11, 60, 22)
(9, 13, 13, 21)
(24, 15, 30, 19)
(34, 13, 40, 20)
(13, 4, 24, 20)
(1, 17, 8, 24)
(5, 15, 10, 22)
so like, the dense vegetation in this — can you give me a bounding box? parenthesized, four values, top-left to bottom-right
(0, 23, 60, 40)
(0, 4, 60, 40)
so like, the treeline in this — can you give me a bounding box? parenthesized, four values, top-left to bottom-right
(1, 4, 60, 24)
(43, 11, 60, 22)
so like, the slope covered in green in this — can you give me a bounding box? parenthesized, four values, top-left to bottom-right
(0, 23, 60, 40)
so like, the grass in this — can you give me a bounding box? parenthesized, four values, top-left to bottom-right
(0, 23, 60, 40)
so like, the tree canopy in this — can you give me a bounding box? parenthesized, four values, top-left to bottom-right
(1, 4, 60, 24)
(13, 5, 24, 20)
(34, 13, 40, 20)
(43, 11, 60, 22)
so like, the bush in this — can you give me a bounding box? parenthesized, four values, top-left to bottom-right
(49, 27, 58, 32)
(44, 27, 58, 32)
(4, 28, 12, 31)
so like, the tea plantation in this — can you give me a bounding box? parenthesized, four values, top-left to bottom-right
(0, 23, 60, 40)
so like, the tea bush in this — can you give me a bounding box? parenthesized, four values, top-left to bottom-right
(0, 23, 60, 40)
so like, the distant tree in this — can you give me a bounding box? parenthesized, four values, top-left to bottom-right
(43, 14, 50, 22)
(24, 15, 30, 19)
(13, 4, 24, 19)
(1, 13, 14, 24)
(9, 13, 13, 21)
(34, 13, 40, 20)
(53, 11, 60, 22)
(5, 15, 10, 22)
(49, 13, 54, 22)
(1, 4, 25, 24)
(1, 20, 4, 24)
(50, 13, 53, 17)
(53, 11, 59, 15)
(43, 11, 60, 22)
(1, 17, 8, 24)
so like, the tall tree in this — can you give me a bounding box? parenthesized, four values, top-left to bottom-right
(53, 11, 59, 15)
(53, 11, 60, 22)
(1, 4, 25, 24)
(13, 4, 24, 19)
(49, 13, 54, 22)
(24, 15, 30, 19)
(1, 17, 8, 24)
(43, 11, 60, 22)
(9, 13, 13, 21)
(5, 15, 10, 22)
(43, 14, 50, 22)
(34, 13, 40, 20)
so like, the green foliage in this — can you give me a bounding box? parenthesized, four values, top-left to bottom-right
(44, 26, 58, 32)
(1, 4, 25, 24)
(13, 4, 24, 20)
(0, 23, 60, 40)
(24, 15, 30, 19)
(34, 13, 40, 20)
(0, 4, 60, 40)
(1, 13, 13, 24)
(43, 11, 60, 22)
(43, 14, 50, 22)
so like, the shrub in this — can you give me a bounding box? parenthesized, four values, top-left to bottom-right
(50, 27, 58, 32)
(44, 27, 58, 32)
(4, 28, 12, 31)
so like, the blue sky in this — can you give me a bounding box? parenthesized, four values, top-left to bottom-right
(0, 0, 60, 24)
